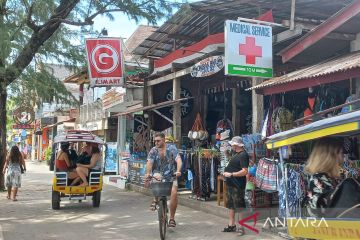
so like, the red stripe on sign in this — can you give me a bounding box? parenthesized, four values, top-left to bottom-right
(154, 32, 224, 68)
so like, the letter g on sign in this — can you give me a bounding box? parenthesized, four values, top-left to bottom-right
(91, 44, 119, 74)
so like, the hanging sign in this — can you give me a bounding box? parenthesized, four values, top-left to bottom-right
(190, 55, 224, 78)
(225, 20, 273, 78)
(85, 38, 124, 87)
(12, 106, 35, 129)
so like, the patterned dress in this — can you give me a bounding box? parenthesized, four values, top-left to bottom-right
(6, 161, 22, 188)
(306, 173, 335, 217)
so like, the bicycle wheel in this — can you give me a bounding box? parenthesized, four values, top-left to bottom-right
(158, 198, 167, 240)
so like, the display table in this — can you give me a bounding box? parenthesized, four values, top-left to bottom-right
(217, 175, 227, 207)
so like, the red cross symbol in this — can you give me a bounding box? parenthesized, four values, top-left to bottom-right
(239, 37, 262, 65)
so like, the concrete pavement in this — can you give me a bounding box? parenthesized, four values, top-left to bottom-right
(0, 161, 282, 240)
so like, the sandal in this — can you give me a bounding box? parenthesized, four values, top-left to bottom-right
(6, 195, 10, 200)
(222, 225, 236, 232)
(237, 227, 245, 236)
(149, 201, 157, 211)
(168, 219, 176, 228)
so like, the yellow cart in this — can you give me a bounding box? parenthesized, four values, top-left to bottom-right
(51, 130, 104, 210)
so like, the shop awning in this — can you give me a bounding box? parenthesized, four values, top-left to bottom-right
(248, 51, 360, 95)
(266, 110, 360, 149)
(114, 98, 193, 116)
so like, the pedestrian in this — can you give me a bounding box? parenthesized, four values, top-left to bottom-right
(145, 132, 182, 228)
(305, 138, 343, 217)
(222, 136, 249, 235)
(3, 145, 26, 201)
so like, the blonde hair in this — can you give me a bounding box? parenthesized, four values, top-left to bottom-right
(305, 138, 342, 178)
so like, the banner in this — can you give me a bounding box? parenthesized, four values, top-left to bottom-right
(104, 142, 118, 173)
(85, 38, 124, 87)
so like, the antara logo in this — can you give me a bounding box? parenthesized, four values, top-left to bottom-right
(239, 212, 329, 234)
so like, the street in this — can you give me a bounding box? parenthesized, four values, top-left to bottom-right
(0, 161, 280, 240)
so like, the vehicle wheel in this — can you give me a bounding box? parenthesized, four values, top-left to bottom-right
(92, 190, 101, 207)
(52, 190, 60, 210)
(158, 199, 167, 240)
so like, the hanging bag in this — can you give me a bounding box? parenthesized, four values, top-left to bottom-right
(255, 158, 278, 192)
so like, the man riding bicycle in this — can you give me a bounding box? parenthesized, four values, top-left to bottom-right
(145, 132, 182, 228)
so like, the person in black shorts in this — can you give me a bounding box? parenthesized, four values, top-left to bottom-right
(222, 136, 249, 235)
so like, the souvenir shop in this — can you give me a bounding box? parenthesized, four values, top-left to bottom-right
(263, 109, 360, 239)
(143, 63, 277, 204)
(249, 52, 360, 236)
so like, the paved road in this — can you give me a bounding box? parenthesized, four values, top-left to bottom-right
(0, 161, 281, 240)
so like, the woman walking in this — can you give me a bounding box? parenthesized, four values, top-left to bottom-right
(3, 145, 26, 201)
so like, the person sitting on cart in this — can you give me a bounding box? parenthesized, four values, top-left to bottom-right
(77, 144, 92, 165)
(305, 138, 343, 217)
(145, 133, 182, 228)
(76, 144, 102, 186)
(55, 142, 80, 186)
(68, 142, 78, 169)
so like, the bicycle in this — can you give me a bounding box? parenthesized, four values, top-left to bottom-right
(147, 174, 174, 240)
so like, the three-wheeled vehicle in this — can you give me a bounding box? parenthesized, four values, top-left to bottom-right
(51, 130, 105, 210)
(266, 110, 360, 239)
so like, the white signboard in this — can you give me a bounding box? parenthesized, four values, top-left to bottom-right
(225, 20, 273, 78)
(191, 55, 224, 78)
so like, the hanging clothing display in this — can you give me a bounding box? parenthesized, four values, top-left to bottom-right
(272, 107, 294, 133)
(278, 164, 306, 218)
(255, 158, 279, 193)
(188, 151, 219, 200)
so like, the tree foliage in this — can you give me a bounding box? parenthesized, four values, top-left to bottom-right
(0, 0, 180, 189)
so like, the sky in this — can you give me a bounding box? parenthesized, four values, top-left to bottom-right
(93, 13, 153, 39)
(92, 0, 196, 39)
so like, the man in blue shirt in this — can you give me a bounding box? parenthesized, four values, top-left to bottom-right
(145, 132, 182, 228)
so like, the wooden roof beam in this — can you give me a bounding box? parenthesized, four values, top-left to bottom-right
(279, 0, 360, 63)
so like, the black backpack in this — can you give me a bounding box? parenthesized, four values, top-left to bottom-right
(77, 152, 91, 165)
(325, 177, 360, 218)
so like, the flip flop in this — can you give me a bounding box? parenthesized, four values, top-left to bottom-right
(12, 198, 18, 201)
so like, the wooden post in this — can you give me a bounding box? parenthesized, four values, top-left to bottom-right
(252, 78, 264, 133)
(290, 0, 296, 30)
(232, 88, 241, 135)
(351, 33, 360, 98)
(173, 76, 181, 145)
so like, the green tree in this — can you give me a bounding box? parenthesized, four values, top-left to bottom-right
(0, 0, 178, 189)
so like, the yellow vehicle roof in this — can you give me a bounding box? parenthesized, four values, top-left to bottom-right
(266, 110, 360, 149)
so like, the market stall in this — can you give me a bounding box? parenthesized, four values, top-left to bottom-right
(265, 109, 360, 240)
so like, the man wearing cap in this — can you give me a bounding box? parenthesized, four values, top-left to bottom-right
(222, 136, 249, 235)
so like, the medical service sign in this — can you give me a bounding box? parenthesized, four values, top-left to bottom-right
(225, 20, 273, 78)
(85, 38, 124, 87)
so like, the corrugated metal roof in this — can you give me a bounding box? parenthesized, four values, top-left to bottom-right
(249, 51, 360, 90)
(134, 0, 355, 58)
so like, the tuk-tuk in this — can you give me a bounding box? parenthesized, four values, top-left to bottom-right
(51, 130, 105, 210)
(266, 110, 360, 239)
